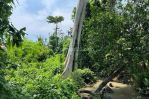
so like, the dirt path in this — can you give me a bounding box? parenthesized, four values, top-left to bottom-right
(79, 80, 149, 99)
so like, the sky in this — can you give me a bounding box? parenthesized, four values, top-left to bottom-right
(10, 0, 77, 41)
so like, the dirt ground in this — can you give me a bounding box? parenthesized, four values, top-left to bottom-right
(104, 82, 148, 99)
(79, 80, 149, 99)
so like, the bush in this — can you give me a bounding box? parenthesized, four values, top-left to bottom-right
(7, 39, 53, 64)
(71, 69, 96, 86)
(8, 75, 80, 99)
(34, 75, 79, 99)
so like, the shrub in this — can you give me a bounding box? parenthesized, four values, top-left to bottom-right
(71, 69, 96, 86)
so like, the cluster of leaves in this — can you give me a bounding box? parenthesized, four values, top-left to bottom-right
(79, 0, 149, 95)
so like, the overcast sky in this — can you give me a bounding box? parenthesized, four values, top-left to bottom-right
(10, 0, 77, 41)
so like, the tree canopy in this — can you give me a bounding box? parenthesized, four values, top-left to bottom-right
(47, 16, 64, 24)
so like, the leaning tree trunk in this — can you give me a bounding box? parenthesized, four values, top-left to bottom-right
(62, 0, 89, 78)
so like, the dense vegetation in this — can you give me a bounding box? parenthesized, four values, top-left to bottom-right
(0, 1, 93, 98)
(0, 0, 149, 98)
(0, 0, 25, 98)
(4, 38, 80, 98)
(0, 0, 79, 98)
(79, 0, 149, 95)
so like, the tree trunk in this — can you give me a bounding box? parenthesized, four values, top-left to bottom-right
(95, 66, 125, 93)
(55, 24, 58, 48)
(78, 66, 125, 95)
(62, 0, 89, 78)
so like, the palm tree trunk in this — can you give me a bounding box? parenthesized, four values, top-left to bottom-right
(62, 0, 89, 78)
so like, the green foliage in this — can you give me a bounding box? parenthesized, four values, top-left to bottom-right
(0, 0, 22, 96)
(6, 74, 79, 99)
(48, 35, 60, 52)
(134, 72, 149, 96)
(62, 36, 71, 56)
(3, 38, 79, 98)
(0, 50, 17, 99)
(0, 76, 15, 99)
(79, 9, 124, 77)
(79, 0, 149, 95)
(7, 39, 53, 63)
(31, 75, 79, 99)
(47, 16, 65, 53)
(48, 35, 70, 55)
(47, 16, 64, 24)
(7, 25, 26, 47)
(0, 50, 7, 69)
(1, 0, 149, 98)
(0, 0, 13, 36)
(0, 1, 26, 46)
(71, 69, 96, 86)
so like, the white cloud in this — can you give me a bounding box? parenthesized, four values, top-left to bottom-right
(10, 0, 76, 41)
(41, 0, 55, 9)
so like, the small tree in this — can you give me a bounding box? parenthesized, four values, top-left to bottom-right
(47, 16, 64, 52)
(47, 16, 64, 48)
